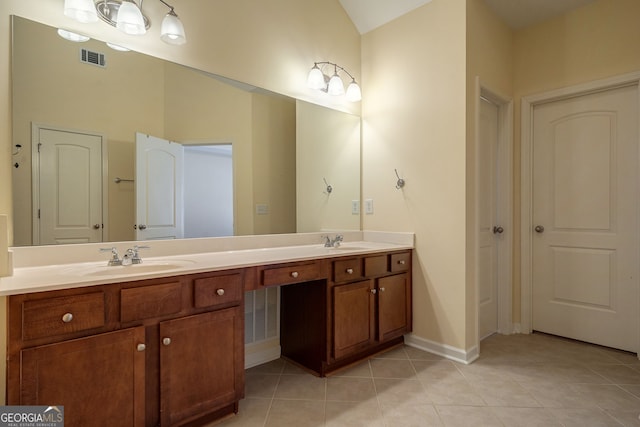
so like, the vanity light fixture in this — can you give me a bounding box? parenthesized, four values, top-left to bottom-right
(307, 61, 362, 102)
(57, 28, 91, 42)
(63, 0, 187, 45)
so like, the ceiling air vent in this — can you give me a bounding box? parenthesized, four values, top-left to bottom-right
(79, 48, 106, 68)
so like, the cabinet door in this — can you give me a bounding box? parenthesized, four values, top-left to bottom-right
(378, 273, 410, 341)
(159, 307, 244, 426)
(332, 280, 375, 360)
(20, 327, 146, 427)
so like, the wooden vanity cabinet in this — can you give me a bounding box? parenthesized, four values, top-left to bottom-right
(7, 269, 245, 427)
(280, 250, 412, 376)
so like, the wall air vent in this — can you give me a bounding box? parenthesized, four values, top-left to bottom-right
(79, 48, 106, 68)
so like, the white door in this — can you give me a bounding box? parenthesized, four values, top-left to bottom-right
(135, 133, 184, 240)
(478, 97, 500, 339)
(532, 84, 639, 352)
(34, 127, 103, 245)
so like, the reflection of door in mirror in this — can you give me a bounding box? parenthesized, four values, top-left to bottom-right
(135, 133, 235, 241)
(32, 125, 105, 245)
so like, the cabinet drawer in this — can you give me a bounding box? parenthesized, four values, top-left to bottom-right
(390, 252, 411, 272)
(262, 262, 321, 287)
(364, 255, 388, 277)
(333, 258, 363, 282)
(22, 292, 105, 341)
(194, 273, 243, 308)
(121, 282, 183, 322)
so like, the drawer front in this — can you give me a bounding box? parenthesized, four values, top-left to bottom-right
(121, 282, 183, 322)
(333, 258, 363, 283)
(22, 292, 105, 341)
(364, 255, 388, 277)
(194, 273, 243, 308)
(390, 252, 411, 273)
(262, 262, 320, 287)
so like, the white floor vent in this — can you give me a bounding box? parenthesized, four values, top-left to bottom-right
(80, 48, 106, 68)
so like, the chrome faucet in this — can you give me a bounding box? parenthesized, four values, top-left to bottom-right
(124, 245, 150, 265)
(323, 234, 344, 248)
(100, 247, 122, 266)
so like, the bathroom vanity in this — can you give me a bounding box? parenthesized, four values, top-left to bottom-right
(2, 235, 412, 426)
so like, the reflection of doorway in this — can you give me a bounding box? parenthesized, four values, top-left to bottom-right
(135, 133, 234, 240)
(32, 124, 106, 245)
(184, 144, 234, 238)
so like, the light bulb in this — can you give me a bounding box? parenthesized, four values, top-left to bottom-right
(327, 73, 345, 96)
(345, 80, 362, 102)
(307, 65, 326, 90)
(116, 0, 146, 35)
(57, 29, 90, 42)
(64, 0, 98, 23)
(161, 10, 187, 45)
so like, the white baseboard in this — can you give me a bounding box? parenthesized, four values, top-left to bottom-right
(245, 341, 281, 369)
(513, 323, 523, 334)
(404, 334, 479, 365)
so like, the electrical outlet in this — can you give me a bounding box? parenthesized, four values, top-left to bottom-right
(255, 204, 269, 215)
(365, 199, 374, 214)
(351, 200, 360, 214)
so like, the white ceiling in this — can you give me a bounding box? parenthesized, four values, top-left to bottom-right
(339, 0, 597, 34)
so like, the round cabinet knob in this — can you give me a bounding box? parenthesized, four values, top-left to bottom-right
(93, 224, 101, 229)
(137, 343, 146, 352)
(346, 268, 354, 274)
(534, 225, 545, 233)
(380, 287, 386, 292)
(398, 260, 406, 265)
(370, 289, 377, 294)
(162, 337, 172, 346)
(290, 271, 299, 278)
(216, 288, 225, 296)
(138, 224, 147, 230)
(62, 313, 73, 323)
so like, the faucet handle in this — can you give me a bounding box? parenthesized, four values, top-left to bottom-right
(100, 247, 122, 266)
(131, 245, 150, 264)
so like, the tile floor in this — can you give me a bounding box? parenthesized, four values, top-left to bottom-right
(211, 333, 640, 426)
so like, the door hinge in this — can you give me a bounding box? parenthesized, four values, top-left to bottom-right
(37, 142, 42, 153)
(38, 209, 41, 219)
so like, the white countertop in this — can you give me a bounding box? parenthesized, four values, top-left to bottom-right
(0, 239, 413, 296)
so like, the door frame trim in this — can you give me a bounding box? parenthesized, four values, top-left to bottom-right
(475, 77, 514, 343)
(520, 71, 640, 344)
(31, 123, 108, 245)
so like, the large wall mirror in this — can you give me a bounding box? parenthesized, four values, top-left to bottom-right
(11, 16, 361, 247)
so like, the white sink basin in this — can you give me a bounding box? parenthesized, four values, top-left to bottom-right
(65, 260, 196, 277)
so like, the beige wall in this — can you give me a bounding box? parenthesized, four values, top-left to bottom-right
(361, 0, 469, 350)
(511, 0, 640, 323)
(251, 93, 297, 235)
(296, 101, 361, 233)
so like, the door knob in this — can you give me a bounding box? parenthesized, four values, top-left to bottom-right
(93, 224, 101, 229)
(534, 225, 544, 233)
(493, 226, 504, 234)
(138, 224, 147, 230)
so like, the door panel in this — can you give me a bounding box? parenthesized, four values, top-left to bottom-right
(478, 98, 499, 339)
(532, 84, 639, 352)
(332, 280, 375, 360)
(378, 274, 409, 341)
(135, 133, 184, 240)
(37, 128, 103, 245)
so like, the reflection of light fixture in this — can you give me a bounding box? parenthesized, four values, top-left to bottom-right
(57, 28, 91, 42)
(106, 42, 131, 51)
(63, 0, 187, 45)
(307, 61, 361, 102)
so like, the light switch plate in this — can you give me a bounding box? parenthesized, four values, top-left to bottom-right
(351, 200, 360, 214)
(256, 204, 269, 215)
(365, 199, 374, 214)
